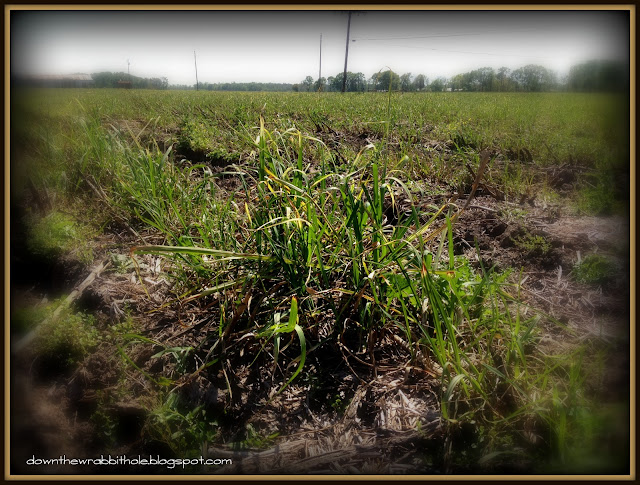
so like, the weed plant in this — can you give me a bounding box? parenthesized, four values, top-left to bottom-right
(119, 115, 594, 469)
(33, 305, 99, 369)
(572, 254, 617, 285)
(26, 210, 94, 263)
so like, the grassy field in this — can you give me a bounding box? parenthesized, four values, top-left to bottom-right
(10, 88, 631, 475)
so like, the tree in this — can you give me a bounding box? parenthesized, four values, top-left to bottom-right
(445, 65, 560, 92)
(375, 70, 401, 91)
(430, 77, 446, 92)
(302, 76, 314, 92)
(400, 73, 413, 92)
(314, 77, 326, 92)
(510, 65, 555, 92)
(148, 77, 167, 89)
(413, 74, 427, 91)
(368, 73, 379, 91)
(476, 67, 495, 92)
(348, 72, 366, 92)
(329, 74, 344, 92)
(497, 67, 511, 91)
(327, 72, 366, 92)
(91, 72, 120, 88)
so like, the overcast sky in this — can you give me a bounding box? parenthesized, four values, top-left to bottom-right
(10, 9, 630, 85)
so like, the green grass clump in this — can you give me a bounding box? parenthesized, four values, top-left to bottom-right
(123, 119, 582, 469)
(178, 119, 212, 155)
(90, 406, 119, 449)
(146, 391, 219, 457)
(35, 307, 100, 368)
(572, 254, 617, 285)
(27, 210, 94, 263)
(28, 211, 79, 254)
(512, 232, 552, 256)
(576, 180, 618, 215)
(533, 344, 629, 474)
(235, 424, 280, 450)
(10, 305, 50, 335)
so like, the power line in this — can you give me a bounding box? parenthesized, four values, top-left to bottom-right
(378, 43, 552, 60)
(353, 29, 542, 42)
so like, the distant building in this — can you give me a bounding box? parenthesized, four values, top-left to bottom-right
(15, 73, 95, 88)
(117, 80, 132, 89)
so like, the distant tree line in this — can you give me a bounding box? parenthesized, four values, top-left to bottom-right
(91, 72, 169, 90)
(294, 71, 429, 92)
(61, 60, 626, 93)
(296, 60, 628, 94)
(567, 60, 629, 92)
(448, 65, 557, 92)
(175, 82, 294, 92)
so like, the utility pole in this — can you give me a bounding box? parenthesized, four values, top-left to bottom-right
(341, 12, 352, 93)
(194, 50, 199, 91)
(319, 33, 322, 84)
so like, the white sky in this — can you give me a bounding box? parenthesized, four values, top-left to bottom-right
(10, 9, 630, 85)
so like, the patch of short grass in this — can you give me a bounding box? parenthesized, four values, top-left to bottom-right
(512, 231, 552, 256)
(10, 305, 49, 335)
(27, 210, 94, 264)
(34, 305, 100, 368)
(572, 254, 617, 285)
(146, 391, 220, 457)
